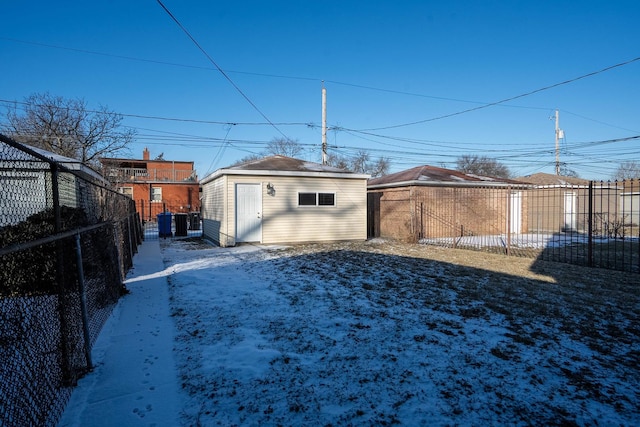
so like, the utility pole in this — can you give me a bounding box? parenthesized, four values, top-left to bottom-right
(554, 109, 563, 175)
(321, 82, 327, 165)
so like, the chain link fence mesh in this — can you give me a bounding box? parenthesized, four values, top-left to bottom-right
(0, 134, 141, 426)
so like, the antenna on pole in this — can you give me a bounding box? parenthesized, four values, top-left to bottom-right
(321, 81, 327, 165)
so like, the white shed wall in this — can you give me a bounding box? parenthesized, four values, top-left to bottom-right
(202, 175, 230, 245)
(261, 175, 367, 244)
(202, 173, 367, 246)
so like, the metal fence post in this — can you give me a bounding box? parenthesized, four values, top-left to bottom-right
(636, 179, 640, 273)
(113, 221, 125, 281)
(51, 162, 73, 384)
(588, 181, 594, 268)
(506, 187, 512, 256)
(127, 214, 134, 263)
(74, 232, 93, 370)
(452, 188, 458, 249)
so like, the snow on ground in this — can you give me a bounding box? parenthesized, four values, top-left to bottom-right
(59, 241, 182, 427)
(420, 232, 623, 250)
(161, 238, 640, 426)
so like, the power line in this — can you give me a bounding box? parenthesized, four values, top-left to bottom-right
(0, 36, 322, 82)
(7, 35, 639, 137)
(203, 124, 233, 176)
(355, 55, 640, 131)
(0, 36, 556, 112)
(155, 0, 290, 140)
(562, 109, 640, 134)
(4, 94, 636, 164)
(325, 80, 550, 110)
(0, 98, 313, 127)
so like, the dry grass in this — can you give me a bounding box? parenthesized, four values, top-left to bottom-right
(168, 237, 640, 425)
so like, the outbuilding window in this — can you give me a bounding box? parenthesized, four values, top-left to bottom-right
(298, 192, 336, 206)
(318, 193, 335, 206)
(298, 192, 316, 206)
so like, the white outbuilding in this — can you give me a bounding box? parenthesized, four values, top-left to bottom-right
(200, 156, 369, 247)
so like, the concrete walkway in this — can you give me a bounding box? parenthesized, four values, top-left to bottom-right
(58, 240, 181, 427)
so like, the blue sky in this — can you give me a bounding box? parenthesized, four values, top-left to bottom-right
(1, 0, 639, 180)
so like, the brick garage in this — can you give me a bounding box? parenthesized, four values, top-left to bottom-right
(368, 165, 529, 242)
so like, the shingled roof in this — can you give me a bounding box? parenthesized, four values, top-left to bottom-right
(515, 172, 589, 186)
(368, 165, 526, 188)
(201, 155, 369, 184)
(227, 155, 351, 173)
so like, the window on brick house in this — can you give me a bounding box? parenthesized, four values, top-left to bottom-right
(119, 187, 133, 198)
(151, 187, 162, 202)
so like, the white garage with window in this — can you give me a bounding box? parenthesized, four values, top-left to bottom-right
(200, 156, 369, 247)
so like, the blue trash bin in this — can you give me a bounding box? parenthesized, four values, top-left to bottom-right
(157, 212, 172, 237)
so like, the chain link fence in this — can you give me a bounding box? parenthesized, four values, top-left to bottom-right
(0, 134, 142, 426)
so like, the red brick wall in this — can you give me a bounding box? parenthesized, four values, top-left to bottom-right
(124, 182, 200, 221)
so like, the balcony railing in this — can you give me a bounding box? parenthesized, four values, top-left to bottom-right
(107, 167, 197, 182)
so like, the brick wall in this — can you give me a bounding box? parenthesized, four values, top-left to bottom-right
(128, 182, 200, 221)
(370, 185, 527, 242)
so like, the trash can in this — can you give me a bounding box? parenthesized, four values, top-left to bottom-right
(175, 213, 188, 237)
(189, 212, 201, 230)
(157, 212, 172, 237)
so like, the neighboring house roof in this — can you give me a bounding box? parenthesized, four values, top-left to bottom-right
(17, 143, 107, 184)
(201, 155, 369, 184)
(515, 172, 589, 187)
(368, 165, 527, 189)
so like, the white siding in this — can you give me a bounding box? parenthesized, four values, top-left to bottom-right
(202, 175, 229, 245)
(202, 171, 367, 246)
(230, 175, 367, 244)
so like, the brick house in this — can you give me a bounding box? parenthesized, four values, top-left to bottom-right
(100, 148, 200, 221)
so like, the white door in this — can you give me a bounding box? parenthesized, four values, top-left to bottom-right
(563, 192, 577, 231)
(509, 191, 522, 234)
(235, 183, 262, 242)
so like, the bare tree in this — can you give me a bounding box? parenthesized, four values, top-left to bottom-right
(612, 160, 640, 181)
(559, 164, 580, 178)
(4, 93, 134, 166)
(455, 154, 511, 178)
(266, 137, 302, 158)
(230, 154, 262, 166)
(326, 153, 351, 170)
(370, 157, 390, 178)
(326, 151, 390, 177)
(351, 150, 370, 174)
